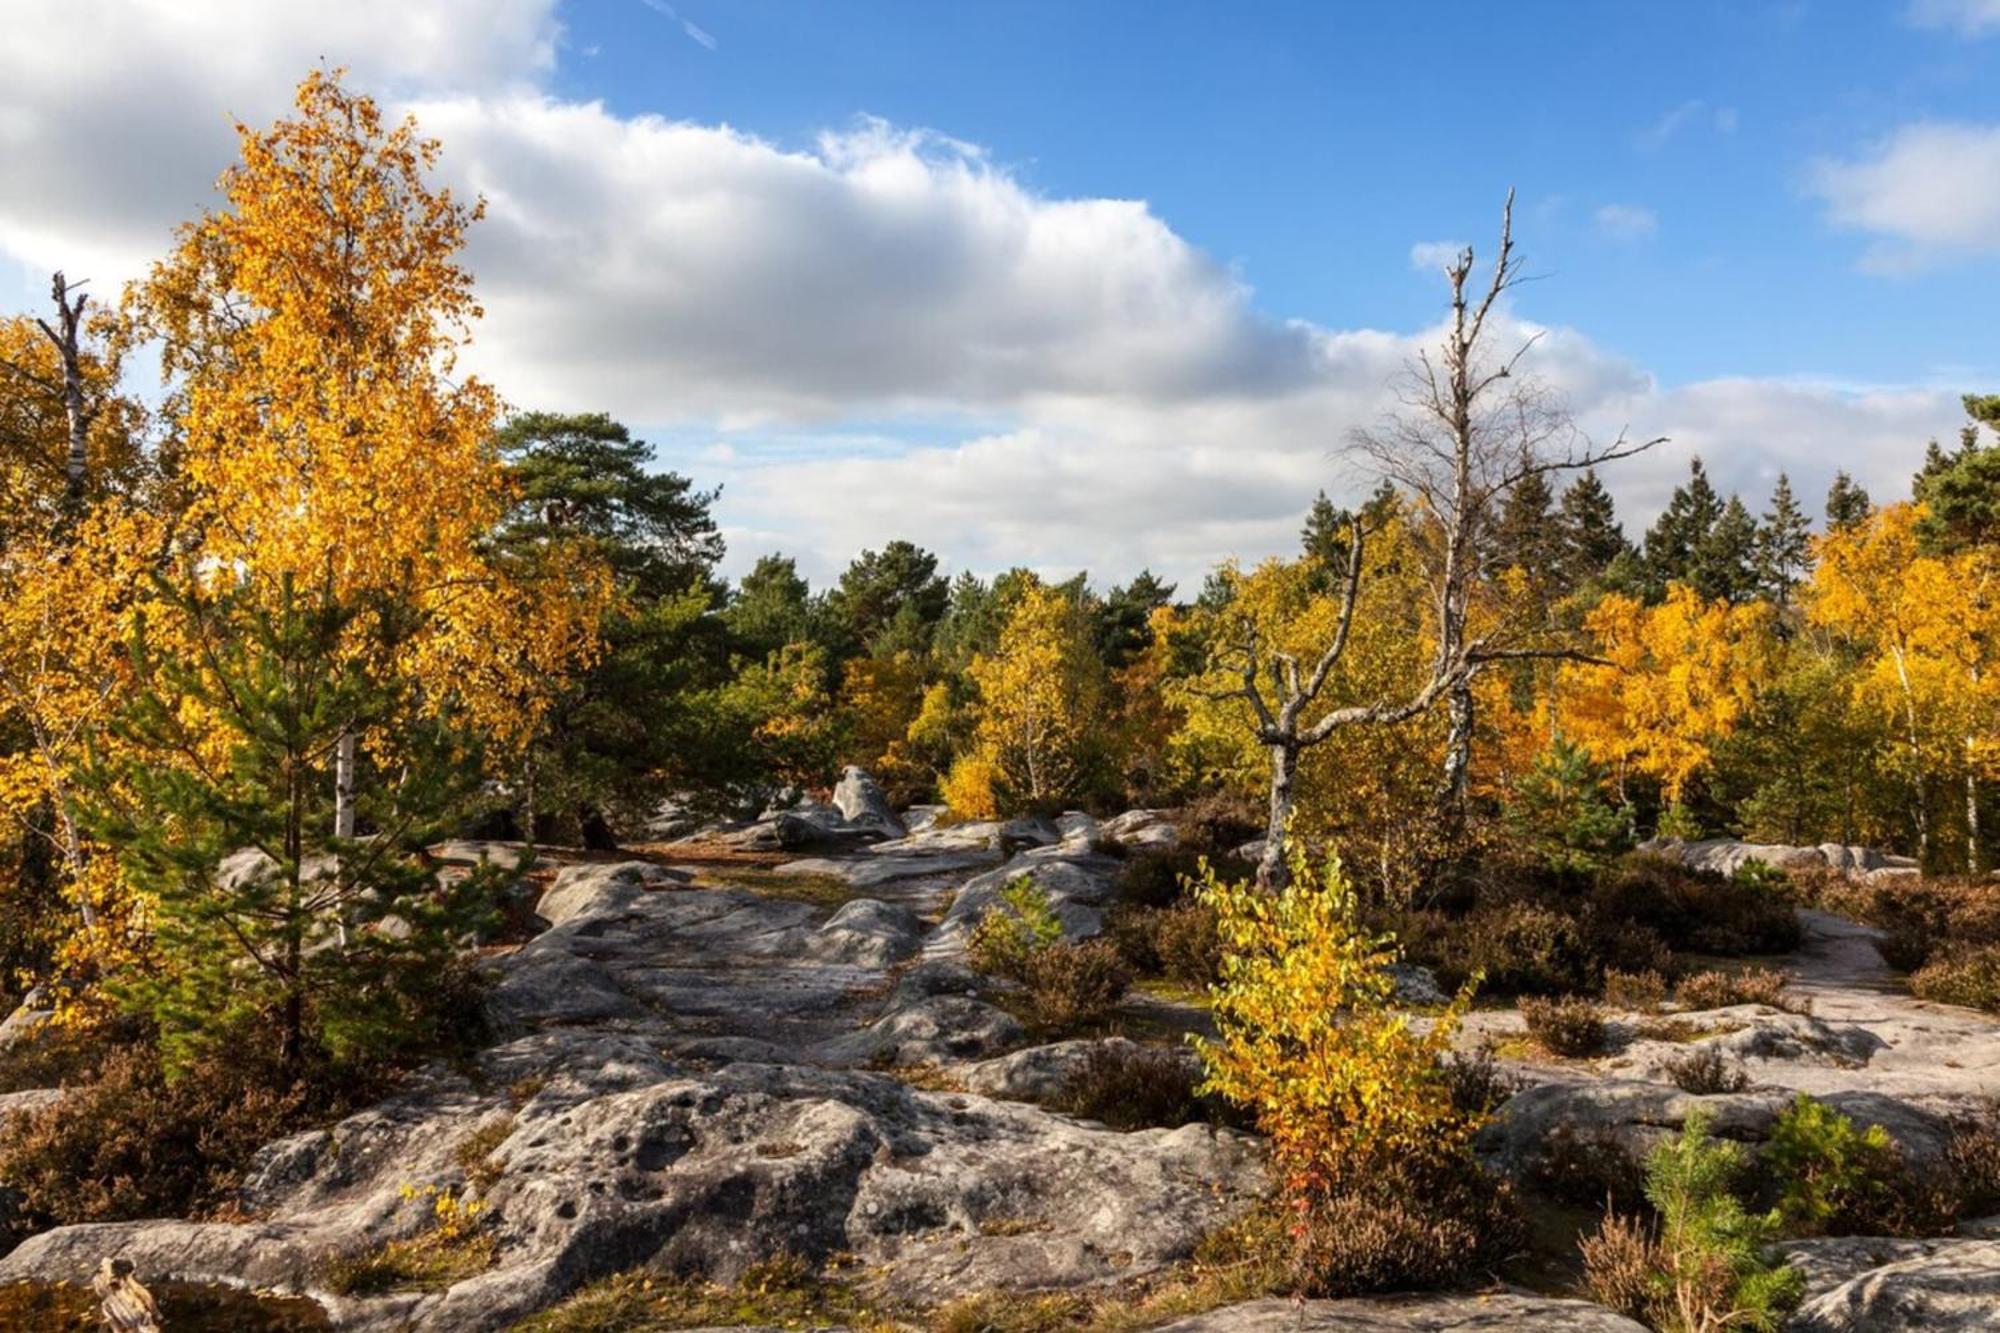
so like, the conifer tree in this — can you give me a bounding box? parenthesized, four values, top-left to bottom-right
(1643, 458, 1723, 594)
(1824, 471, 1872, 532)
(1693, 495, 1761, 604)
(84, 570, 503, 1075)
(1556, 469, 1631, 590)
(1755, 473, 1812, 607)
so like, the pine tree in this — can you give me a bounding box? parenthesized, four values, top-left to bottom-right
(1755, 474, 1812, 607)
(1643, 458, 1723, 594)
(84, 570, 504, 1075)
(1693, 495, 1760, 604)
(828, 541, 949, 657)
(1913, 409, 2000, 550)
(1824, 471, 1873, 532)
(1556, 469, 1631, 590)
(1491, 465, 1559, 579)
(1098, 570, 1175, 668)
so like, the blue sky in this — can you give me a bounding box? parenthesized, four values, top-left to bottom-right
(1, 1, 1997, 584)
(552, 0, 1996, 390)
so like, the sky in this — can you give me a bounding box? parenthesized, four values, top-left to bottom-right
(1, 0, 1997, 588)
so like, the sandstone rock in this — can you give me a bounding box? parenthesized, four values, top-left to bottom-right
(804, 899, 925, 967)
(534, 860, 687, 928)
(1785, 1236, 2000, 1330)
(959, 1037, 1200, 1104)
(1100, 808, 1179, 850)
(814, 995, 1025, 1067)
(774, 850, 999, 891)
(1155, 1292, 1647, 1331)
(833, 766, 907, 839)
(932, 849, 1124, 954)
(1639, 837, 1918, 884)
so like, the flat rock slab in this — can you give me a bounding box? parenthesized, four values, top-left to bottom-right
(1156, 1293, 1646, 1331)
(1783, 1236, 2000, 1330)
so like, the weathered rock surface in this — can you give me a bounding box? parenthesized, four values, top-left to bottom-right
(1783, 1236, 2000, 1330)
(1640, 837, 1920, 885)
(931, 844, 1126, 953)
(959, 1036, 1202, 1104)
(0, 831, 1265, 1331)
(1155, 1293, 1648, 1331)
(832, 765, 907, 839)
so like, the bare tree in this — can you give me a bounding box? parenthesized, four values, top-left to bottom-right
(35, 271, 97, 516)
(1217, 192, 1661, 890)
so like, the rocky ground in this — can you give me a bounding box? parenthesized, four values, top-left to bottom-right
(0, 779, 1995, 1330)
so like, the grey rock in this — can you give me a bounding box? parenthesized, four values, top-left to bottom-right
(815, 995, 1025, 1067)
(535, 860, 687, 928)
(833, 766, 907, 839)
(1387, 964, 1447, 1007)
(805, 899, 925, 967)
(1784, 1237, 2000, 1330)
(1100, 809, 1179, 850)
(932, 849, 1124, 955)
(960, 1037, 1200, 1104)
(1155, 1293, 1647, 1331)
(1639, 837, 1918, 884)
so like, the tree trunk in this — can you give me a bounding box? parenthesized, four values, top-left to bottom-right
(1967, 740, 1981, 874)
(33, 272, 91, 518)
(1258, 741, 1299, 891)
(334, 732, 357, 840)
(1439, 679, 1475, 832)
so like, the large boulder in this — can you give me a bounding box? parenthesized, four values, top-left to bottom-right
(1640, 837, 1919, 885)
(833, 766, 907, 839)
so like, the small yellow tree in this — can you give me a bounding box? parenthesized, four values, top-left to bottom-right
(947, 579, 1110, 814)
(1195, 844, 1511, 1292)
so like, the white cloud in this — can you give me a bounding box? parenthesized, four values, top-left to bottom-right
(1907, 0, 2000, 34)
(1594, 203, 1659, 240)
(0, 0, 1968, 586)
(1811, 122, 2000, 271)
(0, 0, 559, 280)
(1637, 99, 1739, 151)
(1408, 240, 1466, 271)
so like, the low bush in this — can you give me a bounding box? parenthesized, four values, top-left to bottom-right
(1289, 1155, 1522, 1297)
(1588, 854, 1801, 957)
(1911, 944, 2000, 1013)
(0, 1039, 324, 1230)
(1050, 1041, 1218, 1130)
(1195, 847, 1515, 1298)
(1580, 1107, 1803, 1332)
(1663, 1045, 1750, 1095)
(1603, 968, 1668, 1012)
(1017, 939, 1133, 1033)
(1763, 1094, 1904, 1237)
(1441, 1048, 1510, 1119)
(1518, 995, 1606, 1057)
(1676, 967, 1805, 1014)
(1527, 1122, 1645, 1208)
(1441, 902, 1594, 998)
(1109, 900, 1220, 988)
(966, 877, 1065, 978)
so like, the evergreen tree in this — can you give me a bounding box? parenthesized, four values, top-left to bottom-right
(1693, 495, 1760, 604)
(1824, 471, 1872, 532)
(1913, 402, 2000, 549)
(1491, 465, 1560, 579)
(495, 412, 730, 843)
(496, 413, 722, 601)
(828, 541, 949, 656)
(1098, 570, 1176, 668)
(1555, 469, 1631, 590)
(1642, 457, 1723, 594)
(1755, 473, 1812, 607)
(85, 571, 503, 1075)
(1301, 491, 1344, 568)
(725, 555, 820, 662)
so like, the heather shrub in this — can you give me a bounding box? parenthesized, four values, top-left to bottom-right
(1050, 1041, 1217, 1130)
(1015, 938, 1132, 1032)
(1911, 944, 2000, 1013)
(1107, 899, 1219, 987)
(1663, 1045, 1750, 1095)
(1604, 967, 1669, 1012)
(1195, 847, 1515, 1295)
(1518, 994, 1606, 1057)
(1580, 1210, 1659, 1323)
(1443, 901, 1593, 997)
(1526, 1122, 1644, 1208)
(1676, 967, 1804, 1013)
(1589, 854, 1800, 957)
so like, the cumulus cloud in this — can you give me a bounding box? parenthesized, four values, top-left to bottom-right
(1811, 122, 2000, 271)
(1594, 204, 1659, 241)
(1907, 0, 2000, 35)
(0, 0, 1967, 586)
